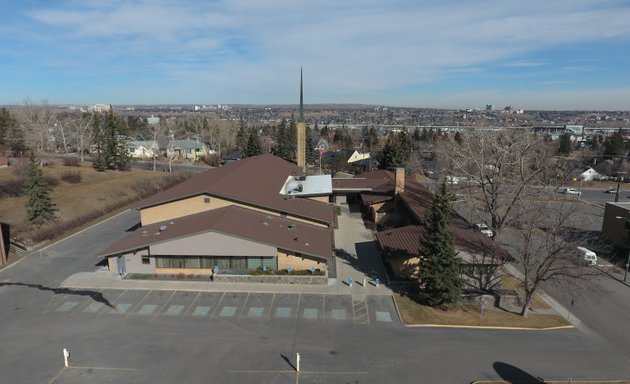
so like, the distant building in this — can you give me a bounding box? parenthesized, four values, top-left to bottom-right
(88, 104, 113, 113)
(147, 115, 160, 125)
(485, 104, 494, 111)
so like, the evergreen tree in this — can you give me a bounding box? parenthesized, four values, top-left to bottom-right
(454, 131, 463, 145)
(305, 125, 318, 164)
(0, 108, 26, 155)
(275, 118, 287, 159)
(92, 113, 106, 171)
(379, 131, 412, 169)
(418, 179, 462, 307)
(557, 133, 572, 155)
(24, 152, 57, 224)
(245, 128, 263, 157)
(604, 129, 625, 157)
(92, 111, 129, 171)
(236, 117, 247, 155)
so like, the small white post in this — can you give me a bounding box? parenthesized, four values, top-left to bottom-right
(296, 352, 300, 373)
(362, 278, 366, 287)
(63, 348, 70, 368)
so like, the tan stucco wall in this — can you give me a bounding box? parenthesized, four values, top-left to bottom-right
(150, 231, 276, 256)
(277, 250, 325, 270)
(141, 195, 213, 225)
(387, 257, 419, 280)
(107, 256, 118, 274)
(370, 202, 386, 222)
(141, 194, 330, 228)
(308, 195, 329, 203)
(155, 268, 214, 276)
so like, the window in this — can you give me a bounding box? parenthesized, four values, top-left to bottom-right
(141, 256, 150, 265)
(204, 197, 210, 203)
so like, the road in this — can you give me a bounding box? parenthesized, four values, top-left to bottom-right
(2, 207, 630, 382)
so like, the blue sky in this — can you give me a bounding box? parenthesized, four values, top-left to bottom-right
(1, 0, 630, 110)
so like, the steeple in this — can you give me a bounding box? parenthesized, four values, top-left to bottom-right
(299, 67, 304, 122)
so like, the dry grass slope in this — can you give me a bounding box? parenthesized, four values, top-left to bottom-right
(0, 160, 191, 244)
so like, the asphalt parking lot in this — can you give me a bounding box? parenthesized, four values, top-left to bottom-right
(44, 289, 400, 326)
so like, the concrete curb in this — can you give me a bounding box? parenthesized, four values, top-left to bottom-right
(402, 324, 575, 331)
(503, 263, 584, 329)
(596, 265, 630, 289)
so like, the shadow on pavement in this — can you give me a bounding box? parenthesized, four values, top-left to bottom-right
(493, 361, 544, 383)
(0, 282, 114, 308)
(280, 354, 296, 372)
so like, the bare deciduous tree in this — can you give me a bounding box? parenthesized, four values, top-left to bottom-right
(439, 129, 556, 237)
(501, 202, 600, 317)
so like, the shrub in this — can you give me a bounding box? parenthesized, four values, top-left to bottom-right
(62, 157, 81, 167)
(61, 171, 82, 184)
(43, 175, 59, 187)
(0, 178, 25, 197)
(199, 154, 221, 167)
(132, 178, 158, 198)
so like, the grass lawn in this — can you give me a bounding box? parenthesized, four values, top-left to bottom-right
(0, 160, 189, 244)
(500, 275, 550, 310)
(394, 293, 570, 329)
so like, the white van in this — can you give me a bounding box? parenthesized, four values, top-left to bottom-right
(576, 246, 598, 266)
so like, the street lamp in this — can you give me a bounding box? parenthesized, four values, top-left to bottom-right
(615, 172, 628, 203)
(614, 216, 630, 282)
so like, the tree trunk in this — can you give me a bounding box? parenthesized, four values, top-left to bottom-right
(520, 291, 535, 317)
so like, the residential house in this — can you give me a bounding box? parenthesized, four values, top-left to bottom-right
(0, 157, 8, 168)
(578, 167, 607, 181)
(166, 139, 213, 161)
(128, 140, 160, 159)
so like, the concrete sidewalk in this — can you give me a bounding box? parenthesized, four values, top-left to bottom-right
(60, 269, 394, 295)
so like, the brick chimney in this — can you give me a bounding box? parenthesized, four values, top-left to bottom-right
(394, 167, 405, 195)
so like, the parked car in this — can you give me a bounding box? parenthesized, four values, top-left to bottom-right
(558, 187, 582, 196)
(605, 188, 618, 194)
(576, 246, 598, 266)
(473, 223, 493, 237)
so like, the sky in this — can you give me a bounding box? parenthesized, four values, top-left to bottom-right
(1, 0, 630, 110)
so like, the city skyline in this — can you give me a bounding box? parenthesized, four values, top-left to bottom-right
(1, 0, 630, 110)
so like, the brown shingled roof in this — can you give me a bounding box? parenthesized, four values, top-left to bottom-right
(369, 173, 512, 261)
(138, 154, 335, 225)
(99, 205, 334, 263)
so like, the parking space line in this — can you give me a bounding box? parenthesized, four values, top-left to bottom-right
(295, 294, 302, 323)
(184, 291, 202, 317)
(210, 292, 226, 319)
(238, 293, 250, 319)
(128, 290, 152, 317)
(353, 300, 370, 325)
(157, 290, 178, 317)
(98, 290, 126, 317)
(267, 293, 276, 321)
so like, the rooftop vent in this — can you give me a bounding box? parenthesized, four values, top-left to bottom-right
(159, 225, 167, 232)
(262, 221, 269, 226)
(287, 224, 295, 230)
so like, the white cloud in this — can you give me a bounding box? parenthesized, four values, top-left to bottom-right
(5, 0, 630, 107)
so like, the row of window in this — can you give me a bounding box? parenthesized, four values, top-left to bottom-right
(154, 256, 277, 271)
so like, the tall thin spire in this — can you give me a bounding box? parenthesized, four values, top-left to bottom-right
(299, 67, 304, 122)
